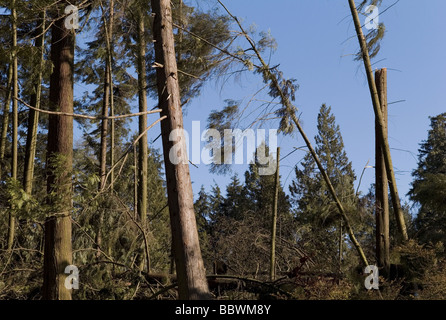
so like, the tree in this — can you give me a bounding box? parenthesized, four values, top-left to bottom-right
(150, 0, 210, 300)
(7, 0, 19, 250)
(42, 4, 75, 300)
(23, 10, 45, 196)
(409, 113, 446, 245)
(136, 7, 149, 272)
(347, 0, 408, 241)
(289, 104, 357, 272)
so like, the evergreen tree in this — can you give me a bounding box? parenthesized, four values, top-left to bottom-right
(409, 113, 446, 245)
(289, 104, 357, 271)
(243, 144, 290, 227)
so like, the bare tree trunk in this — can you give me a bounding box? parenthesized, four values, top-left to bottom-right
(136, 10, 149, 273)
(8, 0, 19, 250)
(270, 147, 280, 281)
(23, 11, 46, 195)
(151, 0, 211, 299)
(375, 68, 390, 276)
(42, 7, 75, 300)
(348, 0, 408, 241)
(339, 220, 343, 273)
(95, 2, 113, 259)
(0, 62, 13, 180)
(99, 43, 110, 190)
(108, 0, 115, 191)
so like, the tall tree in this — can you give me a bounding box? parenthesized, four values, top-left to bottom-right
(151, 0, 210, 299)
(0, 62, 12, 181)
(42, 3, 75, 300)
(290, 104, 357, 271)
(136, 8, 149, 272)
(96, 0, 115, 260)
(23, 10, 46, 195)
(409, 113, 446, 245)
(7, 0, 19, 250)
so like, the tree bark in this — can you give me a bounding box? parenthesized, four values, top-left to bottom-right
(23, 11, 46, 195)
(151, 0, 211, 299)
(348, 0, 408, 241)
(96, 2, 114, 259)
(8, 0, 19, 250)
(0, 62, 13, 181)
(42, 7, 75, 300)
(375, 68, 390, 276)
(136, 10, 149, 272)
(270, 147, 280, 281)
(108, 0, 115, 191)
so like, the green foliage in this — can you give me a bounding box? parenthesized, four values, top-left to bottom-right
(410, 113, 446, 245)
(289, 104, 366, 272)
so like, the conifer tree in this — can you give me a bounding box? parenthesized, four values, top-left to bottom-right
(290, 104, 357, 271)
(409, 113, 446, 244)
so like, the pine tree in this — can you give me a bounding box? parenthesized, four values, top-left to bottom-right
(243, 144, 290, 227)
(409, 113, 446, 244)
(289, 104, 357, 271)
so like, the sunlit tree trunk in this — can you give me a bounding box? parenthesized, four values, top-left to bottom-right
(8, 0, 19, 250)
(151, 0, 210, 299)
(136, 9, 149, 272)
(42, 5, 75, 300)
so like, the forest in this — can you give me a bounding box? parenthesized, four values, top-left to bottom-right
(0, 0, 445, 301)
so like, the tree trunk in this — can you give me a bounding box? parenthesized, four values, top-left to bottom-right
(0, 62, 13, 180)
(8, 0, 19, 250)
(23, 11, 46, 195)
(270, 147, 280, 281)
(347, 0, 408, 241)
(96, 2, 114, 259)
(375, 68, 390, 276)
(42, 7, 75, 300)
(136, 10, 149, 272)
(108, 0, 115, 191)
(151, 0, 211, 299)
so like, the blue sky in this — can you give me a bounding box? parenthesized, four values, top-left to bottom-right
(73, 1, 445, 209)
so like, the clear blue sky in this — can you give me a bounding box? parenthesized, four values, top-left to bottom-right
(73, 1, 445, 210)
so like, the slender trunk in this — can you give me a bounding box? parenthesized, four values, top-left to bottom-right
(23, 12, 46, 195)
(270, 147, 280, 281)
(136, 10, 149, 272)
(96, 9, 111, 259)
(339, 220, 343, 272)
(109, 0, 115, 191)
(98, 48, 110, 190)
(42, 7, 75, 300)
(151, 0, 210, 299)
(0, 63, 13, 180)
(348, 0, 408, 241)
(375, 68, 390, 276)
(96, 0, 115, 258)
(8, 0, 19, 250)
